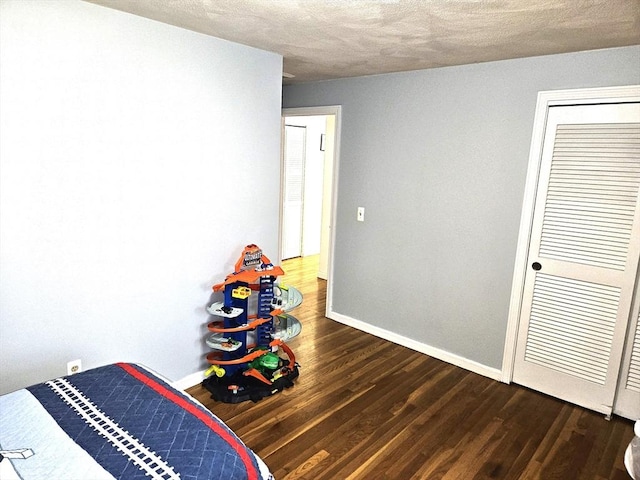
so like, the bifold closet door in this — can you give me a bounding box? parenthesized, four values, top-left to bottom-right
(512, 102, 640, 417)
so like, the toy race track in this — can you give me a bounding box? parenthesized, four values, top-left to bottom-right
(202, 244, 302, 403)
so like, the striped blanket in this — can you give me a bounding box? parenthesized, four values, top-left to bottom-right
(0, 363, 273, 480)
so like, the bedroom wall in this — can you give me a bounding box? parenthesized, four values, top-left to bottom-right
(283, 46, 640, 373)
(0, 1, 282, 394)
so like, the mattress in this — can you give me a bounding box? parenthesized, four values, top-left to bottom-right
(0, 363, 273, 480)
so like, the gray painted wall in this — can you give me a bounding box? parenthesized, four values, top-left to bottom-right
(283, 46, 640, 370)
(0, 1, 282, 394)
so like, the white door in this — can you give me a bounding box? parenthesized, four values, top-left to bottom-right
(281, 125, 306, 260)
(512, 102, 640, 416)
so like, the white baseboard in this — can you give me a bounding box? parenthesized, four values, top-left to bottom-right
(172, 370, 206, 391)
(327, 310, 503, 382)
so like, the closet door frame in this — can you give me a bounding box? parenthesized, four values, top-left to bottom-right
(614, 267, 640, 419)
(502, 85, 640, 385)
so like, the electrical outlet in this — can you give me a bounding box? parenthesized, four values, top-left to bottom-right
(357, 207, 365, 222)
(67, 359, 82, 375)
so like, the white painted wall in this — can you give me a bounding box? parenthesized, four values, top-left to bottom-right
(0, 0, 282, 394)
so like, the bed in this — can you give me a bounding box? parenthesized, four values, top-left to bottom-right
(0, 363, 273, 480)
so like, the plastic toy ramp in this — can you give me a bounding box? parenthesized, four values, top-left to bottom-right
(207, 314, 276, 333)
(206, 302, 243, 318)
(206, 348, 268, 366)
(205, 333, 242, 352)
(271, 284, 303, 312)
(272, 313, 302, 342)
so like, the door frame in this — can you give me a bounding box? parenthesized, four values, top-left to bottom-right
(501, 85, 640, 383)
(280, 105, 342, 317)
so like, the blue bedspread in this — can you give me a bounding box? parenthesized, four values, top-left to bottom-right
(0, 363, 273, 480)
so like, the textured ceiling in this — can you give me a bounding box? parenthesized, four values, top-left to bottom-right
(87, 0, 640, 84)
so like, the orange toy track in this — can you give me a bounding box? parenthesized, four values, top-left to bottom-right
(206, 348, 268, 365)
(207, 309, 283, 333)
(206, 339, 296, 371)
(212, 266, 285, 292)
(207, 317, 270, 333)
(270, 338, 296, 370)
(243, 368, 272, 385)
(242, 341, 296, 385)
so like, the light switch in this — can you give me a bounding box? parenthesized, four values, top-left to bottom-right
(357, 207, 365, 222)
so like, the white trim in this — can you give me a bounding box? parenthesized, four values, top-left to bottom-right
(327, 310, 503, 382)
(539, 84, 640, 106)
(501, 89, 551, 382)
(501, 84, 640, 384)
(282, 106, 342, 117)
(171, 370, 206, 391)
(281, 105, 342, 322)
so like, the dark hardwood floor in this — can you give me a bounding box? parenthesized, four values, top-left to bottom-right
(187, 255, 635, 479)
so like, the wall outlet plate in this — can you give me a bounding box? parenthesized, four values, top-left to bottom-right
(67, 359, 82, 375)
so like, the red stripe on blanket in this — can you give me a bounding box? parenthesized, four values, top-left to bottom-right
(117, 363, 259, 480)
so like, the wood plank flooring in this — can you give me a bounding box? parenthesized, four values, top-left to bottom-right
(187, 255, 635, 479)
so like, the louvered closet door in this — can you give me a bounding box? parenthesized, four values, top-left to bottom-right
(513, 102, 640, 416)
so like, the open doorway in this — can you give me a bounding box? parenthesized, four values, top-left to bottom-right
(280, 106, 340, 282)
